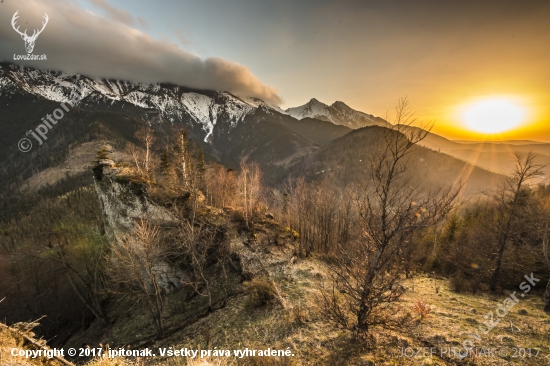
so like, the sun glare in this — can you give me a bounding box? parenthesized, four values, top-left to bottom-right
(462, 98, 526, 134)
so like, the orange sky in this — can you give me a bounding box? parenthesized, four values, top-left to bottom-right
(420, 93, 548, 142)
(251, 1, 550, 142)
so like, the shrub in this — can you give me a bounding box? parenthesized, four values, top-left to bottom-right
(412, 300, 431, 320)
(245, 278, 285, 308)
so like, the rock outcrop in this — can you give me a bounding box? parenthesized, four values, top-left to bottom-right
(93, 159, 184, 292)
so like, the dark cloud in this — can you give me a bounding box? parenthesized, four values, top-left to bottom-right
(0, 0, 282, 104)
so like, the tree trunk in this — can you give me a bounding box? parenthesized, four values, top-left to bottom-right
(544, 277, 550, 314)
(356, 268, 377, 333)
(489, 243, 506, 292)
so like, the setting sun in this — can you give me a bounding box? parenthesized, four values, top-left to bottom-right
(461, 98, 526, 134)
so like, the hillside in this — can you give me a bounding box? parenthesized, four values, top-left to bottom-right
(1, 130, 549, 366)
(4, 158, 546, 366)
(287, 126, 505, 199)
(5, 244, 549, 365)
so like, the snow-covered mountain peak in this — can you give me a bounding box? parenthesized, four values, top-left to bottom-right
(331, 101, 351, 111)
(286, 98, 390, 129)
(308, 97, 322, 104)
(0, 62, 287, 142)
(285, 98, 331, 122)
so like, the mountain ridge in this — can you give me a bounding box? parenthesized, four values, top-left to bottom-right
(0, 63, 382, 142)
(0, 62, 284, 143)
(1, 62, 535, 188)
(285, 98, 390, 129)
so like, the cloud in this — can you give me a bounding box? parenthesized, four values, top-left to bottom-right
(88, 0, 138, 27)
(0, 0, 282, 104)
(174, 29, 192, 48)
(137, 16, 148, 30)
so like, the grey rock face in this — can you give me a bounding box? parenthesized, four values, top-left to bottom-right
(94, 162, 184, 293)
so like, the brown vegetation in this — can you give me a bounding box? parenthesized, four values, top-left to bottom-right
(1, 99, 550, 365)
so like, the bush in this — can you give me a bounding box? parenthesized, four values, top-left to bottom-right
(245, 278, 284, 308)
(412, 300, 431, 320)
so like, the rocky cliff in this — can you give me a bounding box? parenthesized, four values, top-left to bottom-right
(93, 158, 184, 292)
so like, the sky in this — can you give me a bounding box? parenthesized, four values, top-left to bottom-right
(1, 0, 550, 141)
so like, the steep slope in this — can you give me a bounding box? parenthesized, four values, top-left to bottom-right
(286, 98, 390, 129)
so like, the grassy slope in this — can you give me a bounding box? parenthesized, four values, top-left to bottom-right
(59, 208, 550, 366)
(3, 208, 550, 365)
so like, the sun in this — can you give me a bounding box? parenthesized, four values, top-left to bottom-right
(462, 98, 526, 134)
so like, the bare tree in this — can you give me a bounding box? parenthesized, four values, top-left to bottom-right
(540, 225, 550, 314)
(238, 162, 263, 228)
(488, 152, 544, 292)
(174, 129, 190, 189)
(280, 178, 356, 257)
(204, 164, 237, 209)
(178, 221, 223, 309)
(126, 143, 145, 177)
(107, 219, 168, 339)
(322, 98, 460, 334)
(135, 126, 157, 179)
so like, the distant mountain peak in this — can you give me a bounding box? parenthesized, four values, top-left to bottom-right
(308, 97, 323, 104)
(303, 98, 329, 112)
(286, 98, 389, 129)
(331, 100, 346, 106)
(330, 100, 352, 111)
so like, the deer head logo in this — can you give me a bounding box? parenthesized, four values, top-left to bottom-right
(11, 11, 49, 54)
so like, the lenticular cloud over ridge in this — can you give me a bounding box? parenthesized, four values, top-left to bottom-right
(0, 0, 282, 105)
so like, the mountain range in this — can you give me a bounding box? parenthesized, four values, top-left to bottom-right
(2, 61, 549, 202)
(0, 63, 385, 144)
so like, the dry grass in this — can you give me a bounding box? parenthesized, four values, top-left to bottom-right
(20, 218, 550, 366)
(22, 142, 129, 192)
(85, 357, 131, 366)
(395, 275, 550, 365)
(0, 323, 133, 366)
(5, 265, 549, 366)
(153, 248, 550, 365)
(0, 325, 55, 366)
